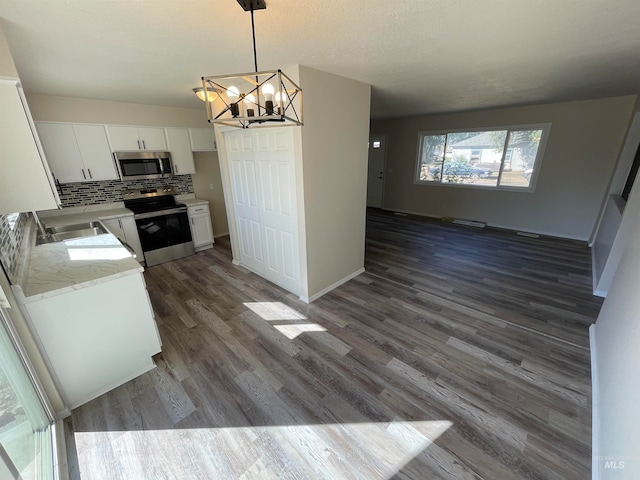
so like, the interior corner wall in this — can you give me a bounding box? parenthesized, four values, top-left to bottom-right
(192, 152, 229, 237)
(299, 66, 371, 298)
(371, 95, 637, 240)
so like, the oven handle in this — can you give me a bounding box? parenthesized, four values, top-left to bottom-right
(134, 206, 188, 220)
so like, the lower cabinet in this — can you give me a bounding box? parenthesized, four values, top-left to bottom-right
(187, 203, 214, 251)
(100, 215, 144, 261)
(21, 273, 162, 409)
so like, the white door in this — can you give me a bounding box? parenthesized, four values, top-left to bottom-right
(367, 135, 386, 208)
(225, 128, 300, 295)
(226, 129, 266, 275)
(254, 129, 300, 294)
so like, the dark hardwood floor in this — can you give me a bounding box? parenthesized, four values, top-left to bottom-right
(65, 209, 601, 479)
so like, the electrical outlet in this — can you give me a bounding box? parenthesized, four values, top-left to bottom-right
(210, 183, 215, 191)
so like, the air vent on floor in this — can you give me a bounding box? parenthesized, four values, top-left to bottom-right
(517, 231, 540, 238)
(442, 217, 486, 228)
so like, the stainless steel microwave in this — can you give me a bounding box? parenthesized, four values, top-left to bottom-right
(114, 151, 173, 180)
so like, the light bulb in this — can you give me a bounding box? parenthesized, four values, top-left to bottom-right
(193, 87, 218, 102)
(244, 94, 256, 116)
(261, 83, 275, 99)
(227, 86, 240, 100)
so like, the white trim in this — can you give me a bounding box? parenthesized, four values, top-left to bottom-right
(213, 231, 229, 238)
(590, 324, 599, 480)
(53, 419, 69, 480)
(382, 208, 589, 241)
(299, 267, 365, 304)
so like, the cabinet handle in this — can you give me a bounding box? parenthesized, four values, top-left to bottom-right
(88, 168, 93, 179)
(191, 218, 195, 225)
(142, 140, 146, 149)
(118, 219, 122, 229)
(175, 165, 179, 174)
(81, 169, 86, 179)
(137, 139, 141, 149)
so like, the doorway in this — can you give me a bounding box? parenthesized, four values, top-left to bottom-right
(367, 135, 386, 208)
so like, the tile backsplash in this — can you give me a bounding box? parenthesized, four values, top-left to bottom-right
(0, 213, 29, 280)
(56, 175, 194, 207)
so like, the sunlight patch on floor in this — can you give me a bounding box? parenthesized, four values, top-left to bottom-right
(244, 302, 307, 321)
(243, 301, 325, 338)
(73, 420, 453, 479)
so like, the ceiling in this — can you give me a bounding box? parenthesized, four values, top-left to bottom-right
(1, 0, 640, 119)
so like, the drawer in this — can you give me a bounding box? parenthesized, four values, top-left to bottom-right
(188, 204, 209, 215)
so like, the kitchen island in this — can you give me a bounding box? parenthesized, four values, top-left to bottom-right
(12, 218, 162, 410)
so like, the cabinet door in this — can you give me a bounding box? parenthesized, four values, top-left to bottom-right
(166, 128, 196, 174)
(73, 125, 118, 181)
(0, 82, 60, 214)
(107, 125, 141, 151)
(188, 203, 214, 248)
(36, 122, 86, 183)
(138, 127, 167, 151)
(189, 127, 217, 151)
(100, 216, 144, 261)
(101, 218, 126, 242)
(119, 216, 144, 261)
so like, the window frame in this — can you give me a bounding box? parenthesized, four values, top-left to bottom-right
(414, 123, 551, 192)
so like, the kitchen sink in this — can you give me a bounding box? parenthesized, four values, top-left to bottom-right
(36, 221, 109, 245)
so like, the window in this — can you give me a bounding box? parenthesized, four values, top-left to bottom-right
(415, 124, 550, 190)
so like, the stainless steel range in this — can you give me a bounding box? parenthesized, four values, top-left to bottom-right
(123, 187, 194, 266)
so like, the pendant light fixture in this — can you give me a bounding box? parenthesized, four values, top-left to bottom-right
(197, 0, 303, 129)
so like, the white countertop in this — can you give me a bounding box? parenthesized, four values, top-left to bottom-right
(175, 194, 209, 207)
(18, 233, 143, 301)
(13, 206, 143, 302)
(37, 202, 134, 227)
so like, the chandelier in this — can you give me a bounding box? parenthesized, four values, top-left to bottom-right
(197, 0, 303, 129)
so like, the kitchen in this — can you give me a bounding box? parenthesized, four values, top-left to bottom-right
(0, 13, 372, 475)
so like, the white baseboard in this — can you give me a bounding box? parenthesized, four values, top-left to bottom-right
(299, 267, 365, 304)
(213, 231, 229, 238)
(590, 324, 599, 480)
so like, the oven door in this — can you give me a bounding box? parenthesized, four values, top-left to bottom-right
(134, 208, 194, 266)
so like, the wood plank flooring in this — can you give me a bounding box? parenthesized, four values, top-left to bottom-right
(65, 209, 601, 479)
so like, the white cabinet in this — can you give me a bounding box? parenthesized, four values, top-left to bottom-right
(100, 215, 144, 261)
(165, 128, 196, 174)
(187, 203, 214, 251)
(107, 125, 167, 151)
(21, 272, 161, 409)
(189, 127, 217, 151)
(0, 80, 60, 214)
(225, 128, 300, 295)
(36, 122, 118, 183)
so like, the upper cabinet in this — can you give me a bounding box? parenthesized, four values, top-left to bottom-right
(0, 80, 60, 214)
(107, 125, 167, 151)
(189, 128, 217, 152)
(36, 122, 118, 183)
(165, 128, 196, 175)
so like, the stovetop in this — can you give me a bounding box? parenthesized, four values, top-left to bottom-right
(123, 187, 179, 214)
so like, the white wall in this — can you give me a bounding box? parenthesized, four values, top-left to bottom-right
(592, 208, 640, 478)
(0, 24, 18, 78)
(26, 93, 210, 127)
(371, 96, 637, 240)
(299, 66, 371, 299)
